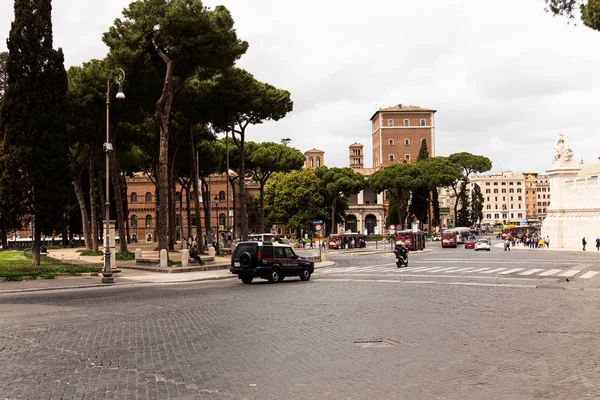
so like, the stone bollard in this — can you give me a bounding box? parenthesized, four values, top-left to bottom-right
(160, 249, 168, 268)
(181, 249, 189, 267)
(208, 246, 216, 257)
(135, 248, 142, 261)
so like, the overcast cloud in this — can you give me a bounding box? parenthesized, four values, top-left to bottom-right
(1, 0, 599, 174)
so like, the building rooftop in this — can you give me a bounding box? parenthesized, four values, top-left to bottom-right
(370, 104, 437, 120)
(304, 148, 324, 154)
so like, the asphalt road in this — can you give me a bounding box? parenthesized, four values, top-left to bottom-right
(1, 240, 600, 399)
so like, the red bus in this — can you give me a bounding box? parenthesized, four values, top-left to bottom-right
(502, 225, 538, 239)
(395, 230, 426, 251)
(327, 233, 367, 249)
(441, 229, 457, 248)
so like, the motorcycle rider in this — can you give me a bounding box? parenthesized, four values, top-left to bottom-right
(394, 241, 408, 267)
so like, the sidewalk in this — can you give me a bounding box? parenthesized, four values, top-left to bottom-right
(493, 243, 595, 252)
(0, 245, 336, 294)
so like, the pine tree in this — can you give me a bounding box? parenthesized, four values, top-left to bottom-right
(0, 0, 69, 265)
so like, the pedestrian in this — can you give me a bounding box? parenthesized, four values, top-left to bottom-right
(189, 245, 205, 265)
(596, 237, 600, 251)
(545, 236, 550, 249)
(582, 237, 587, 251)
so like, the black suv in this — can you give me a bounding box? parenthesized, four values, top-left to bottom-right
(230, 241, 314, 284)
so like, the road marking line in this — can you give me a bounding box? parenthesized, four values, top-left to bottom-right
(481, 268, 508, 274)
(441, 267, 469, 273)
(519, 269, 544, 275)
(316, 278, 537, 289)
(498, 268, 524, 275)
(447, 267, 477, 273)
(539, 269, 562, 276)
(580, 271, 599, 279)
(558, 270, 580, 277)
(431, 267, 460, 272)
(467, 267, 492, 273)
(410, 267, 443, 272)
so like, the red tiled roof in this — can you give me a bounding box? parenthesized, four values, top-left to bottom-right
(370, 104, 436, 120)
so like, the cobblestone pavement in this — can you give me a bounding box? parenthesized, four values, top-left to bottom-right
(1, 241, 600, 399)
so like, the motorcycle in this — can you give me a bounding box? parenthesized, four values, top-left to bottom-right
(394, 248, 409, 268)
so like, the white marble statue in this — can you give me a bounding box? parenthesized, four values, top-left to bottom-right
(552, 131, 574, 167)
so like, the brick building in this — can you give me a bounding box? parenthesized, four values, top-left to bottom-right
(370, 104, 436, 169)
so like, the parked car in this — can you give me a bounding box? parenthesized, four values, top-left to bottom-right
(474, 238, 491, 251)
(464, 239, 475, 249)
(230, 241, 314, 284)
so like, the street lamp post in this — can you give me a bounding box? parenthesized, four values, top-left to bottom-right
(103, 68, 126, 284)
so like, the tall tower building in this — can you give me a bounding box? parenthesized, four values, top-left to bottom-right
(304, 148, 324, 169)
(370, 104, 436, 169)
(349, 143, 364, 169)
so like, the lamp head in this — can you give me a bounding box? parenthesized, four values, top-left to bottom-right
(115, 83, 125, 100)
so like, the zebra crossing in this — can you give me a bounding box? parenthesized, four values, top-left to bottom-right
(320, 264, 600, 279)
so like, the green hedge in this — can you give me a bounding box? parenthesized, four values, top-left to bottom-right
(0, 264, 102, 280)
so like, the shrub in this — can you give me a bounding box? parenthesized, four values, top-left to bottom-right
(116, 251, 135, 261)
(78, 249, 103, 256)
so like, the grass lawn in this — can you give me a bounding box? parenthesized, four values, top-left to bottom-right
(0, 250, 102, 280)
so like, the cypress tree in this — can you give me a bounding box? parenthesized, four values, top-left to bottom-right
(411, 139, 430, 229)
(456, 182, 471, 227)
(0, 0, 69, 264)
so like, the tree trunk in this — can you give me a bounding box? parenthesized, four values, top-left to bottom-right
(259, 185, 265, 234)
(427, 190, 432, 234)
(72, 168, 91, 250)
(238, 132, 248, 240)
(32, 216, 41, 266)
(229, 176, 238, 239)
(167, 152, 176, 250)
(122, 171, 130, 244)
(184, 184, 192, 239)
(89, 153, 99, 251)
(331, 193, 339, 234)
(70, 146, 91, 250)
(110, 151, 127, 253)
(201, 177, 212, 244)
(189, 135, 201, 241)
(153, 41, 174, 254)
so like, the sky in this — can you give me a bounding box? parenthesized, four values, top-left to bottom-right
(1, 0, 599, 174)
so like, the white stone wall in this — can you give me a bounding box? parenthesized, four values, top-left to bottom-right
(541, 164, 600, 250)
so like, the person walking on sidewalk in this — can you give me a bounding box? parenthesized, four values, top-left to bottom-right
(596, 237, 600, 251)
(582, 237, 587, 251)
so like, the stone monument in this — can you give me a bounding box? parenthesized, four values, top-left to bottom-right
(541, 131, 600, 249)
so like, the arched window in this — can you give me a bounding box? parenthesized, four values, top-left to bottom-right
(345, 215, 357, 233)
(131, 215, 138, 228)
(145, 192, 152, 203)
(219, 213, 226, 227)
(130, 192, 137, 203)
(191, 215, 197, 227)
(388, 139, 394, 145)
(145, 215, 152, 228)
(219, 191, 226, 201)
(365, 214, 377, 235)
(317, 157, 321, 167)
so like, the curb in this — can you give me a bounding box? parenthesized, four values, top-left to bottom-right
(0, 261, 336, 294)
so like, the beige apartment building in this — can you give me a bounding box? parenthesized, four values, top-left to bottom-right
(470, 171, 527, 225)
